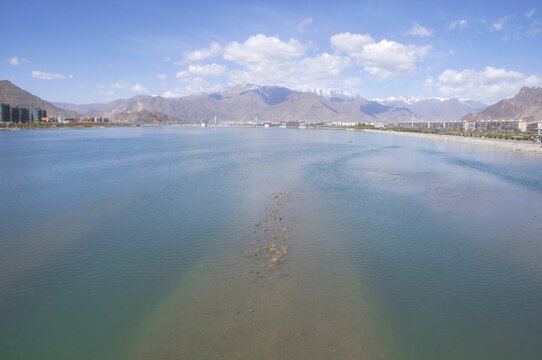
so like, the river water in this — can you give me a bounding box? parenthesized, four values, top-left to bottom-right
(1, 127, 541, 359)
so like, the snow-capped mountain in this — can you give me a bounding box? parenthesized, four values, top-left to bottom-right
(302, 88, 354, 99)
(373, 96, 487, 121)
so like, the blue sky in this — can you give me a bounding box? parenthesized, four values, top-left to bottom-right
(2, 0, 541, 104)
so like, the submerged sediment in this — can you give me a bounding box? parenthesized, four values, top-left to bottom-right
(130, 190, 386, 360)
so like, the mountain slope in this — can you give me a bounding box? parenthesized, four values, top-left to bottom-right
(376, 97, 486, 121)
(104, 110, 187, 124)
(48, 84, 490, 124)
(0, 80, 80, 118)
(462, 87, 542, 122)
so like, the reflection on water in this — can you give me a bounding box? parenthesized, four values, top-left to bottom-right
(1, 127, 541, 359)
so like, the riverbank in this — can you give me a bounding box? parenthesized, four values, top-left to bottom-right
(0, 122, 122, 130)
(362, 129, 542, 154)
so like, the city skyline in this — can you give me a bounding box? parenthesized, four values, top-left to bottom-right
(2, 0, 541, 104)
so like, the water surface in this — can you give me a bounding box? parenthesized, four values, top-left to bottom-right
(1, 127, 541, 359)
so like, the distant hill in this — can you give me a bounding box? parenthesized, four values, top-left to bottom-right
(53, 85, 487, 124)
(462, 87, 542, 122)
(3, 80, 492, 124)
(375, 96, 486, 121)
(104, 110, 186, 124)
(0, 80, 80, 118)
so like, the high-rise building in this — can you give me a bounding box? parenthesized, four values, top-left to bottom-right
(0, 103, 10, 122)
(33, 108, 46, 122)
(11, 106, 20, 122)
(20, 107, 30, 123)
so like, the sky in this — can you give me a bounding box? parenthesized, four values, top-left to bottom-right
(2, 0, 542, 105)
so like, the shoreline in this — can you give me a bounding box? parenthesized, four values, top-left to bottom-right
(3, 123, 542, 154)
(362, 129, 542, 154)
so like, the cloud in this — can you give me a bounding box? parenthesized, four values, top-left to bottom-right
(405, 23, 433, 37)
(157, 73, 166, 80)
(227, 53, 352, 89)
(162, 84, 222, 98)
(176, 63, 226, 79)
(224, 34, 307, 65)
(183, 42, 223, 62)
(130, 83, 148, 93)
(96, 84, 106, 88)
(331, 32, 430, 79)
(429, 66, 542, 103)
(111, 82, 130, 89)
(9, 57, 19, 65)
(527, 21, 542, 36)
(297, 17, 313, 33)
(32, 70, 66, 80)
(330, 32, 374, 53)
(163, 88, 186, 98)
(448, 19, 468, 30)
(164, 56, 171, 62)
(343, 77, 364, 88)
(526, 8, 535, 19)
(491, 16, 509, 32)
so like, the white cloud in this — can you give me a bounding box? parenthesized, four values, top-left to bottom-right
(111, 82, 130, 89)
(183, 42, 223, 62)
(297, 17, 313, 33)
(331, 32, 430, 79)
(96, 84, 106, 89)
(176, 63, 226, 78)
(448, 19, 468, 30)
(9, 57, 19, 65)
(343, 77, 364, 88)
(224, 34, 307, 65)
(527, 21, 542, 36)
(330, 32, 374, 53)
(157, 73, 166, 80)
(130, 83, 148, 93)
(32, 70, 66, 80)
(405, 23, 433, 37)
(163, 88, 187, 98)
(491, 16, 509, 32)
(430, 66, 542, 103)
(163, 84, 222, 98)
(228, 53, 352, 90)
(526, 8, 535, 19)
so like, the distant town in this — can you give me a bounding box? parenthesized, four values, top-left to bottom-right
(0, 102, 109, 124)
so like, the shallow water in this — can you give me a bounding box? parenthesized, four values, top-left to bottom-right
(1, 127, 541, 359)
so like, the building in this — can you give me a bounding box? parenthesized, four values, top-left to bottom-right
(20, 107, 30, 123)
(395, 120, 538, 134)
(0, 103, 10, 122)
(10, 106, 20, 122)
(525, 122, 542, 135)
(32, 108, 47, 122)
(8, 106, 31, 123)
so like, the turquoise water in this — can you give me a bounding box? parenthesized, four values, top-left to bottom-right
(1, 127, 541, 359)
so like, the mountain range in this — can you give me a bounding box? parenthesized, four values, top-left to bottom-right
(0, 80, 79, 118)
(4, 80, 541, 125)
(48, 84, 487, 124)
(462, 86, 542, 122)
